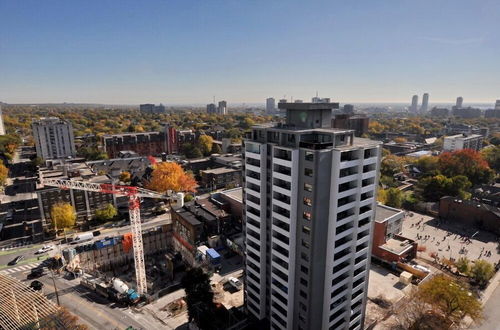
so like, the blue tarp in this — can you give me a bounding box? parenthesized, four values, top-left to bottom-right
(206, 248, 221, 260)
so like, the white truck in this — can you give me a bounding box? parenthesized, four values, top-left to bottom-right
(71, 232, 94, 244)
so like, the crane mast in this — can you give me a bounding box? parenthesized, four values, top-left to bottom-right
(40, 177, 168, 295)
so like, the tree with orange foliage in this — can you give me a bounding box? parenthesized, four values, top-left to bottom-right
(147, 162, 197, 193)
(438, 149, 494, 185)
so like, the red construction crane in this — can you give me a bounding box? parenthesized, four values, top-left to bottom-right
(40, 177, 169, 295)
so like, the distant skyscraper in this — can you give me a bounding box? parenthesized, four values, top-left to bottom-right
(32, 117, 76, 160)
(207, 103, 217, 114)
(420, 93, 429, 113)
(244, 101, 381, 329)
(217, 101, 227, 115)
(495, 100, 500, 110)
(456, 97, 463, 109)
(410, 95, 419, 113)
(266, 98, 276, 114)
(0, 105, 5, 136)
(342, 104, 355, 114)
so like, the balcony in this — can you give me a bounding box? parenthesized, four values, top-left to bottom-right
(273, 178, 291, 191)
(247, 206, 260, 218)
(339, 166, 358, 178)
(358, 217, 370, 228)
(247, 170, 260, 181)
(274, 164, 291, 176)
(274, 149, 292, 161)
(336, 222, 354, 236)
(332, 261, 350, 277)
(338, 209, 355, 222)
(334, 247, 351, 261)
(273, 205, 290, 218)
(274, 192, 291, 205)
(334, 236, 353, 251)
(272, 256, 289, 272)
(246, 182, 260, 193)
(246, 157, 260, 167)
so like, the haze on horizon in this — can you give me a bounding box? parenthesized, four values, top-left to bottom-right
(1, 0, 499, 105)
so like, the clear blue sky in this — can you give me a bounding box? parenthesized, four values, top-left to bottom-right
(1, 0, 499, 104)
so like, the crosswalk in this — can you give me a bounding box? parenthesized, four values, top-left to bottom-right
(0, 262, 42, 275)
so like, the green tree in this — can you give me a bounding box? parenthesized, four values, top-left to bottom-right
(455, 257, 470, 274)
(94, 203, 118, 222)
(417, 274, 482, 324)
(384, 188, 404, 208)
(198, 135, 214, 156)
(183, 144, 203, 159)
(469, 260, 495, 288)
(481, 146, 500, 171)
(416, 174, 471, 202)
(181, 268, 227, 330)
(211, 143, 222, 154)
(50, 202, 77, 230)
(381, 154, 406, 177)
(414, 155, 439, 174)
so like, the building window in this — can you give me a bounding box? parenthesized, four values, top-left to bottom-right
(300, 277, 308, 286)
(303, 211, 311, 221)
(305, 151, 314, 161)
(304, 168, 313, 177)
(299, 290, 307, 299)
(301, 239, 310, 249)
(304, 183, 313, 192)
(302, 226, 311, 235)
(301, 252, 309, 262)
(303, 197, 312, 206)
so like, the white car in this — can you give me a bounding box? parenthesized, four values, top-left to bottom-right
(228, 277, 242, 290)
(36, 245, 54, 254)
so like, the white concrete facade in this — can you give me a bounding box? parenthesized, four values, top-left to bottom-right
(32, 117, 76, 160)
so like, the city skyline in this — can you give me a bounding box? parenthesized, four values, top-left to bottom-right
(1, 0, 499, 104)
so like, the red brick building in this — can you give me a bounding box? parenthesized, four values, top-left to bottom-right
(103, 131, 167, 158)
(372, 204, 417, 263)
(439, 196, 500, 235)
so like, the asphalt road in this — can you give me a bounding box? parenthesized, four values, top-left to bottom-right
(10, 269, 162, 330)
(472, 284, 500, 330)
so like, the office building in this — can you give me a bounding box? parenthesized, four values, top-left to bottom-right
(244, 101, 381, 329)
(207, 103, 217, 114)
(420, 93, 429, 113)
(266, 98, 276, 115)
(0, 105, 5, 135)
(32, 117, 76, 160)
(218, 101, 227, 115)
(410, 95, 418, 113)
(430, 107, 449, 117)
(443, 134, 483, 152)
(452, 107, 481, 118)
(484, 109, 500, 118)
(495, 100, 500, 110)
(456, 97, 463, 109)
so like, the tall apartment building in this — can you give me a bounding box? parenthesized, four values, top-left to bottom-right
(443, 134, 483, 151)
(420, 93, 429, 113)
(266, 98, 276, 115)
(32, 117, 76, 160)
(207, 103, 217, 114)
(456, 96, 463, 109)
(0, 104, 5, 135)
(495, 100, 500, 110)
(410, 95, 418, 113)
(244, 102, 381, 330)
(218, 101, 227, 115)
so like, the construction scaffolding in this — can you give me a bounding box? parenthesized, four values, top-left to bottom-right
(0, 274, 59, 329)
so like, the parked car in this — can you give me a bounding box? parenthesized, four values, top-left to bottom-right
(228, 277, 242, 290)
(27, 267, 46, 279)
(8, 255, 24, 266)
(36, 245, 54, 254)
(30, 280, 44, 291)
(92, 230, 101, 237)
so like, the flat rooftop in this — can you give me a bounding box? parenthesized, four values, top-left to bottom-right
(220, 187, 243, 203)
(201, 167, 240, 175)
(375, 204, 404, 223)
(380, 236, 414, 255)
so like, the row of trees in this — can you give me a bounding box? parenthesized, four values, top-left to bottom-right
(394, 274, 482, 329)
(378, 149, 496, 207)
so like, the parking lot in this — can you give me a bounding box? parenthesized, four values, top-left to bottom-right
(402, 211, 499, 264)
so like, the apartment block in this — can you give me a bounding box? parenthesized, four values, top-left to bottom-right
(32, 117, 76, 160)
(102, 131, 167, 158)
(244, 102, 381, 330)
(443, 134, 483, 152)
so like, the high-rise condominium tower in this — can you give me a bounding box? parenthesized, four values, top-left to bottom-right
(266, 98, 276, 115)
(0, 105, 5, 135)
(420, 93, 429, 113)
(218, 100, 227, 115)
(456, 97, 463, 109)
(244, 101, 381, 330)
(32, 117, 76, 160)
(410, 95, 418, 113)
